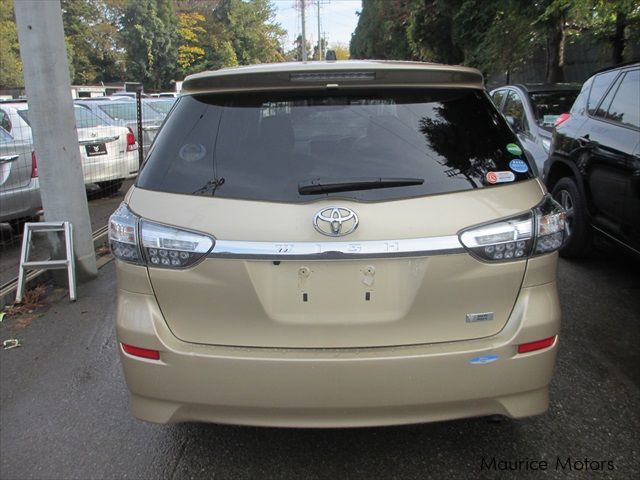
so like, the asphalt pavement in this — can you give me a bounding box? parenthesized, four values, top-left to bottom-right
(0, 246, 638, 480)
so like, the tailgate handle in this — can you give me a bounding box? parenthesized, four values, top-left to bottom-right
(0, 155, 19, 164)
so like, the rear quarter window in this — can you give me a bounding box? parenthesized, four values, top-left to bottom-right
(137, 89, 535, 202)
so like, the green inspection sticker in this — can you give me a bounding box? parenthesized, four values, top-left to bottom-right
(506, 143, 522, 156)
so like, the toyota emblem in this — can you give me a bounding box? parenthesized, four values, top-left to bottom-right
(313, 207, 359, 237)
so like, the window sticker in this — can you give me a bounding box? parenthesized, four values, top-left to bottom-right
(486, 171, 516, 184)
(179, 143, 206, 162)
(508, 159, 529, 173)
(506, 143, 522, 156)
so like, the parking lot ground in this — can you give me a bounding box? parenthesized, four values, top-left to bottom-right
(0, 248, 639, 480)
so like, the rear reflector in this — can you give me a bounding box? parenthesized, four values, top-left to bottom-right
(518, 336, 556, 354)
(31, 151, 38, 178)
(121, 343, 160, 360)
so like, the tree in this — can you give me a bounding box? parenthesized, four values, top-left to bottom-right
(407, 0, 464, 64)
(177, 11, 207, 75)
(61, 0, 126, 84)
(330, 42, 350, 60)
(0, 0, 23, 88)
(350, 0, 414, 60)
(120, 0, 178, 89)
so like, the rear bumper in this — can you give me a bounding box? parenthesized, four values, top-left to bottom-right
(116, 274, 560, 427)
(0, 178, 41, 222)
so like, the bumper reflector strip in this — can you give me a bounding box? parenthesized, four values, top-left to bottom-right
(518, 336, 556, 354)
(122, 343, 160, 360)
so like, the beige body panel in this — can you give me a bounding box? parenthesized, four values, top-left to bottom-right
(115, 271, 560, 426)
(127, 179, 546, 348)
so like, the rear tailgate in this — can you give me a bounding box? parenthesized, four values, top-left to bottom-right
(129, 179, 544, 348)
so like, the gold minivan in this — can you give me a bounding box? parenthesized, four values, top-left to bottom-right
(110, 61, 565, 427)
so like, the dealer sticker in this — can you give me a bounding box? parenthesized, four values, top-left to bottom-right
(506, 143, 523, 156)
(509, 159, 529, 173)
(486, 171, 516, 184)
(470, 355, 499, 365)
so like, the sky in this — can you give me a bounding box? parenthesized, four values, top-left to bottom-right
(271, 0, 361, 51)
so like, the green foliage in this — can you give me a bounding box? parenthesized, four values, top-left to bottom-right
(350, 0, 414, 59)
(120, 0, 178, 89)
(0, 0, 23, 88)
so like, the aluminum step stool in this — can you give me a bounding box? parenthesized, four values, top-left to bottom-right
(16, 222, 76, 303)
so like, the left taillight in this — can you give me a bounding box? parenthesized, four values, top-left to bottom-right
(31, 151, 37, 178)
(459, 195, 566, 262)
(126, 128, 137, 152)
(108, 203, 214, 268)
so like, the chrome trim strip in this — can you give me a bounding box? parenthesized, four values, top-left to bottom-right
(79, 135, 120, 145)
(208, 236, 465, 260)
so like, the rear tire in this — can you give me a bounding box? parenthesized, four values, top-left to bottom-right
(98, 179, 123, 196)
(9, 215, 39, 235)
(551, 177, 592, 258)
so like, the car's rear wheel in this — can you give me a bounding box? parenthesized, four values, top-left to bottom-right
(552, 177, 591, 258)
(9, 215, 40, 235)
(98, 179, 123, 196)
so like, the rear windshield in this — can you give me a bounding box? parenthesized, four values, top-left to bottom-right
(18, 106, 105, 129)
(529, 90, 580, 126)
(137, 89, 534, 202)
(97, 103, 163, 122)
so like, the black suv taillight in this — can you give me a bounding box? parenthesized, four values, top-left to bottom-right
(459, 195, 566, 262)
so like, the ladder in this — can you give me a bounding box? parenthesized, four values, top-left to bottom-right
(16, 222, 76, 303)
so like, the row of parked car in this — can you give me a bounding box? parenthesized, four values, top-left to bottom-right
(0, 96, 175, 232)
(489, 61, 639, 257)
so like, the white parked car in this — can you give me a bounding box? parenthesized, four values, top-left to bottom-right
(0, 101, 139, 193)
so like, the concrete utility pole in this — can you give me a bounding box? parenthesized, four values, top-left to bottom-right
(14, 1, 97, 279)
(317, 0, 322, 60)
(301, 0, 308, 61)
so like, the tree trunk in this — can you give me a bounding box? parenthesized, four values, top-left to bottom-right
(611, 10, 626, 65)
(545, 14, 565, 83)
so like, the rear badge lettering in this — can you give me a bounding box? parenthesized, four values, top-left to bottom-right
(509, 159, 529, 173)
(486, 171, 515, 184)
(470, 355, 499, 365)
(466, 312, 494, 323)
(506, 143, 523, 155)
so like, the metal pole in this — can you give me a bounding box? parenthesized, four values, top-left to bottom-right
(301, 0, 307, 61)
(317, 0, 322, 60)
(14, 0, 97, 280)
(136, 88, 144, 166)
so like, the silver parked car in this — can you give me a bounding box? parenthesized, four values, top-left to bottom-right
(0, 127, 41, 232)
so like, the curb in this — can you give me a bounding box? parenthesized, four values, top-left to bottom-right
(0, 226, 112, 309)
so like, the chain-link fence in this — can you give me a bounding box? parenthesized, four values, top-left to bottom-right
(0, 94, 175, 285)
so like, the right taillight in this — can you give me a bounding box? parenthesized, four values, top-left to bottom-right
(31, 151, 38, 178)
(126, 128, 137, 152)
(459, 195, 566, 262)
(554, 112, 570, 127)
(108, 203, 214, 269)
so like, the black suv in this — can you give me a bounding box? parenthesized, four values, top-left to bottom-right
(544, 62, 639, 257)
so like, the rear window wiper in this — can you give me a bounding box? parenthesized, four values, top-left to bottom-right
(298, 177, 424, 195)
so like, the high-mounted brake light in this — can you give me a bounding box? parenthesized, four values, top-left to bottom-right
(554, 113, 570, 127)
(518, 336, 556, 354)
(108, 203, 215, 268)
(31, 151, 37, 178)
(290, 72, 376, 82)
(121, 343, 160, 360)
(459, 195, 566, 262)
(126, 128, 137, 152)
